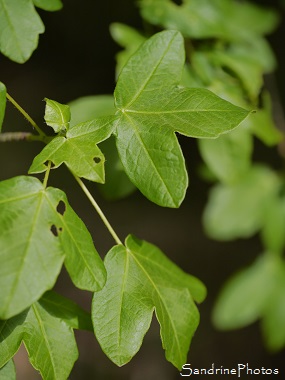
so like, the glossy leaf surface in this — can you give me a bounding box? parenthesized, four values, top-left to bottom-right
(29, 117, 116, 183)
(0, 0, 44, 63)
(114, 30, 249, 207)
(92, 235, 206, 369)
(0, 176, 106, 318)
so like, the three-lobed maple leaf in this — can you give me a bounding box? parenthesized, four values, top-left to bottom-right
(113, 30, 250, 207)
(92, 235, 206, 369)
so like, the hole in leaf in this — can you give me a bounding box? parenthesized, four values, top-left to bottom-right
(50, 224, 58, 237)
(93, 157, 101, 164)
(56, 200, 66, 215)
(50, 225, 63, 236)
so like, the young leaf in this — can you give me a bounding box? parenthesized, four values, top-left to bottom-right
(29, 116, 116, 183)
(212, 255, 279, 330)
(92, 235, 206, 369)
(0, 82, 6, 132)
(68, 95, 136, 199)
(0, 360, 16, 380)
(44, 98, 71, 133)
(114, 30, 249, 207)
(33, 0, 63, 11)
(0, 176, 106, 318)
(0, 0, 44, 63)
(203, 166, 280, 240)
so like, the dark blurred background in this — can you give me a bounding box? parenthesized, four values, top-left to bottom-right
(1, 0, 285, 379)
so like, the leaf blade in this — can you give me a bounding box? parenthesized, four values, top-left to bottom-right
(29, 117, 116, 183)
(33, 0, 62, 11)
(92, 235, 205, 369)
(24, 302, 78, 380)
(0, 176, 65, 318)
(0, 0, 44, 63)
(44, 98, 71, 133)
(114, 30, 250, 207)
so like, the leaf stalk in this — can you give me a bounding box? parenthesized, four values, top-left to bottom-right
(73, 174, 123, 246)
(6, 93, 45, 137)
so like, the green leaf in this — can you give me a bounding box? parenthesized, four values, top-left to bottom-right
(261, 196, 285, 254)
(0, 82, 6, 132)
(198, 126, 253, 185)
(92, 235, 206, 369)
(68, 95, 116, 127)
(33, 0, 62, 11)
(110, 23, 146, 78)
(0, 0, 44, 63)
(0, 176, 106, 318)
(139, 0, 279, 41)
(212, 255, 279, 330)
(0, 360, 16, 380)
(114, 30, 249, 207)
(210, 48, 263, 101)
(203, 166, 280, 240)
(24, 302, 78, 380)
(0, 176, 64, 318)
(29, 116, 116, 183)
(40, 291, 93, 331)
(44, 98, 71, 133)
(0, 311, 28, 367)
(98, 137, 137, 200)
(244, 92, 284, 146)
(0, 298, 79, 380)
(68, 95, 136, 200)
(262, 262, 285, 351)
